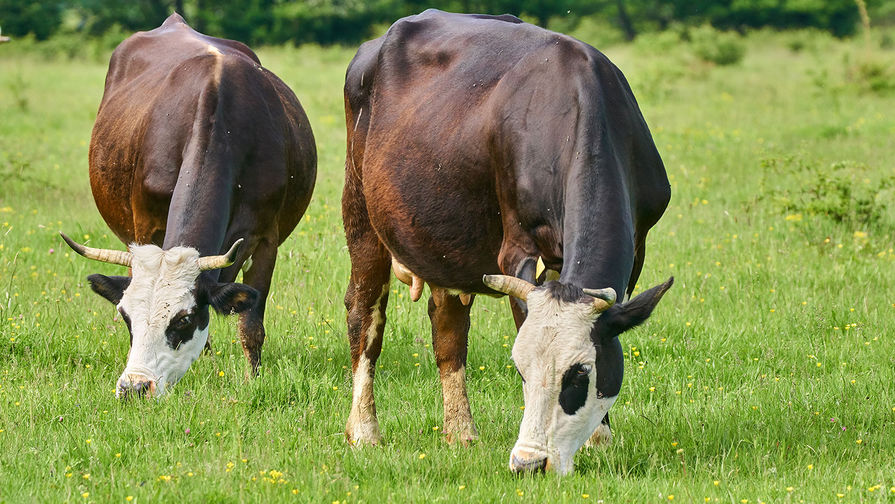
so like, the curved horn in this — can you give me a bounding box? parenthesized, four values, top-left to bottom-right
(197, 239, 244, 271)
(60, 232, 132, 267)
(582, 287, 616, 303)
(583, 287, 617, 314)
(482, 274, 535, 301)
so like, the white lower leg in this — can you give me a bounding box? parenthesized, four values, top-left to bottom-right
(346, 354, 380, 444)
(345, 284, 388, 445)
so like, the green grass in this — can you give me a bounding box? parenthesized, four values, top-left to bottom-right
(2, 28, 895, 503)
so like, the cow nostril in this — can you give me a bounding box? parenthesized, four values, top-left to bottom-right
(118, 386, 137, 400)
(510, 453, 547, 474)
(117, 380, 155, 399)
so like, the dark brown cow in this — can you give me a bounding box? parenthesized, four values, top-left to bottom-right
(63, 14, 316, 397)
(342, 10, 671, 474)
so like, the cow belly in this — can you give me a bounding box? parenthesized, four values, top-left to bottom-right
(363, 165, 503, 292)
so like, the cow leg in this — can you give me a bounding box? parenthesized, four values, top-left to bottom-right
(586, 414, 613, 447)
(343, 240, 391, 445)
(428, 288, 478, 444)
(236, 238, 277, 375)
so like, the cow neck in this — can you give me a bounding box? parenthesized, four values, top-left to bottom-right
(162, 161, 233, 261)
(557, 151, 635, 298)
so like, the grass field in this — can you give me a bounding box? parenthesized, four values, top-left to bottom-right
(1, 26, 895, 503)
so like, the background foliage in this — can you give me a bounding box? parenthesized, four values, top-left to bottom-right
(1, 0, 889, 46)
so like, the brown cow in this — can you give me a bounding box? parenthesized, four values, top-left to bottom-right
(62, 14, 316, 398)
(342, 10, 671, 474)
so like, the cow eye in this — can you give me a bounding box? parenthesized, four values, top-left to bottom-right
(578, 364, 592, 375)
(172, 315, 192, 330)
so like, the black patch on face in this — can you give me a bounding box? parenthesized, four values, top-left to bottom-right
(559, 363, 590, 415)
(594, 337, 623, 398)
(164, 307, 207, 350)
(118, 308, 133, 346)
(195, 304, 210, 331)
(514, 364, 526, 383)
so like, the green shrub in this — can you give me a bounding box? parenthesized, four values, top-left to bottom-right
(689, 24, 745, 66)
(782, 28, 834, 53)
(633, 29, 684, 56)
(760, 157, 895, 229)
(0, 25, 127, 62)
(5, 71, 29, 111)
(561, 15, 627, 50)
(849, 56, 895, 94)
(880, 32, 894, 50)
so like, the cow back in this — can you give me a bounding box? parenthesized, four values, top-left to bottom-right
(90, 14, 316, 255)
(346, 10, 668, 295)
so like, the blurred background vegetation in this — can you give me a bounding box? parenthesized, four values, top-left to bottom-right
(2, 0, 894, 49)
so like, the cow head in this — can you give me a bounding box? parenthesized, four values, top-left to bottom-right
(61, 233, 258, 398)
(484, 274, 673, 475)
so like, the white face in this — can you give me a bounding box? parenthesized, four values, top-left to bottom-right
(509, 288, 616, 475)
(115, 245, 208, 398)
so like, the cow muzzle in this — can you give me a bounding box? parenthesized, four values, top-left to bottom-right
(116, 373, 157, 399)
(509, 447, 550, 473)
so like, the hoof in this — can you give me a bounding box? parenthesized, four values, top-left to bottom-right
(444, 424, 479, 446)
(345, 421, 382, 446)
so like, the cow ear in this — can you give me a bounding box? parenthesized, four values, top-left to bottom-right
(209, 282, 259, 315)
(594, 276, 673, 341)
(87, 274, 132, 305)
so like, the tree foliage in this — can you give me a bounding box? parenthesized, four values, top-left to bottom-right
(0, 0, 875, 45)
(0, 0, 65, 40)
